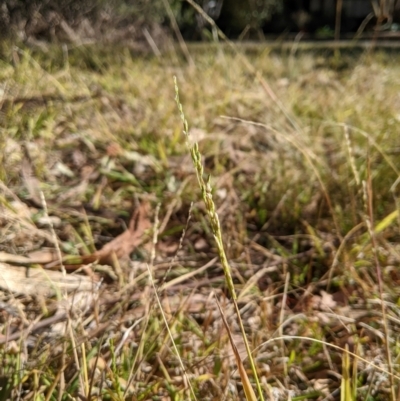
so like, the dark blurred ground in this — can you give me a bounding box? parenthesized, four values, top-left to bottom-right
(1, 0, 400, 48)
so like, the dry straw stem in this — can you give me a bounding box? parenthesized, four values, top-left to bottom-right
(215, 295, 257, 401)
(222, 116, 342, 238)
(160, 0, 195, 68)
(363, 167, 395, 401)
(260, 335, 400, 383)
(185, 0, 300, 133)
(333, 122, 400, 177)
(146, 202, 197, 400)
(145, 264, 197, 400)
(40, 190, 66, 278)
(174, 77, 264, 401)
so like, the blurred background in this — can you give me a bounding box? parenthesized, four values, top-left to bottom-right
(1, 0, 400, 47)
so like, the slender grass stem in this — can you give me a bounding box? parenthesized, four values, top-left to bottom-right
(174, 76, 265, 401)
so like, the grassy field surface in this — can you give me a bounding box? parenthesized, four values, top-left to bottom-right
(1, 43, 400, 400)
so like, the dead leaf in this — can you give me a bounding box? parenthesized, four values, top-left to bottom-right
(41, 202, 151, 271)
(106, 142, 122, 157)
(157, 240, 179, 255)
(312, 290, 337, 311)
(0, 262, 97, 296)
(194, 237, 208, 251)
(21, 158, 41, 207)
(83, 201, 151, 265)
(0, 249, 57, 265)
(0, 251, 33, 265)
(27, 248, 59, 264)
(215, 297, 258, 401)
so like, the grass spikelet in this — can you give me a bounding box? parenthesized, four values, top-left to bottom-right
(174, 76, 264, 401)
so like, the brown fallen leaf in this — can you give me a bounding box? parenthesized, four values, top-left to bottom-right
(0, 248, 57, 265)
(311, 290, 337, 311)
(21, 149, 42, 207)
(42, 201, 151, 270)
(27, 248, 60, 264)
(82, 201, 151, 265)
(0, 252, 34, 265)
(0, 262, 96, 297)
